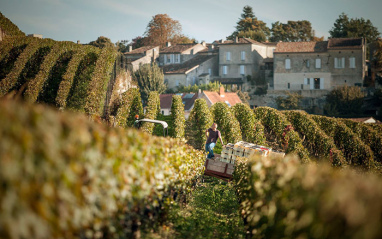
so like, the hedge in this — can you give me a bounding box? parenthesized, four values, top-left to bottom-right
(23, 41, 79, 103)
(114, 88, 142, 128)
(232, 103, 266, 145)
(0, 100, 205, 239)
(312, 115, 373, 168)
(342, 119, 382, 162)
(141, 91, 160, 134)
(0, 38, 55, 97)
(0, 12, 25, 36)
(233, 155, 382, 239)
(284, 110, 346, 167)
(84, 46, 117, 116)
(64, 52, 99, 112)
(211, 102, 242, 144)
(254, 107, 310, 163)
(169, 94, 185, 138)
(185, 98, 213, 150)
(56, 46, 99, 109)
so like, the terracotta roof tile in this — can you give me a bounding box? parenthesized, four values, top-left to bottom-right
(124, 46, 157, 55)
(203, 91, 242, 106)
(328, 38, 363, 49)
(161, 55, 216, 74)
(275, 41, 328, 53)
(159, 94, 174, 109)
(161, 44, 198, 53)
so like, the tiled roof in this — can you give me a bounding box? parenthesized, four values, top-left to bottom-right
(182, 93, 198, 111)
(328, 38, 363, 49)
(159, 94, 174, 109)
(213, 37, 265, 45)
(162, 55, 216, 74)
(212, 78, 244, 84)
(203, 91, 242, 106)
(348, 117, 377, 123)
(274, 41, 328, 53)
(124, 46, 157, 55)
(160, 43, 198, 53)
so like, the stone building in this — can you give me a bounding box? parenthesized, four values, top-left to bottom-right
(123, 45, 160, 72)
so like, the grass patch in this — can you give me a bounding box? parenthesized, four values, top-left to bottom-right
(142, 176, 245, 239)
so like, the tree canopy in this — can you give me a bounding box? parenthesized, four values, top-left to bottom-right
(88, 36, 115, 49)
(329, 13, 380, 43)
(133, 63, 166, 105)
(143, 14, 182, 48)
(270, 20, 317, 42)
(228, 5, 270, 42)
(324, 85, 365, 116)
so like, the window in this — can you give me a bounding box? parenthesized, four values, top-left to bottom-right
(223, 66, 228, 75)
(241, 51, 245, 61)
(306, 60, 310, 67)
(208, 68, 212, 75)
(315, 58, 321, 69)
(162, 111, 164, 115)
(349, 57, 356, 68)
(334, 57, 345, 68)
(285, 59, 291, 69)
(240, 65, 245, 75)
(175, 80, 180, 86)
(175, 54, 180, 63)
(287, 83, 290, 89)
(166, 54, 171, 64)
(226, 52, 231, 61)
(313, 78, 325, 89)
(304, 78, 310, 85)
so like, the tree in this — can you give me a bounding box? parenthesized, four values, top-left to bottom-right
(276, 92, 302, 110)
(329, 13, 380, 43)
(270, 20, 316, 42)
(324, 85, 365, 116)
(88, 36, 115, 49)
(115, 40, 129, 53)
(130, 36, 146, 49)
(143, 14, 182, 47)
(133, 63, 166, 105)
(228, 5, 270, 41)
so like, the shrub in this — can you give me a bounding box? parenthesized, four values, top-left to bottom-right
(312, 115, 373, 168)
(84, 46, 117, 116)
(232, 103, 266, 145)
(276, 92, 302, 110)
(65, 52, 98, 112)
(234, 155, 382, 239)
(185, 98, 213, 150)
(284, 110, 346, 166)
(324, 85, 365, 116)
(342, 119, 382, 162)
(169, 95, 185, 138)
(0, 100, 205, 238)
(254, 107, 310, 163)
(114, 88, 142, 128)
(134, 63, 166, 105)
(141, 91, 160, 134)
(56, 46, 100, 109)
(0, 38, 55, 97)
(24, 41, 79, 103)
(211, 102, 242, 145)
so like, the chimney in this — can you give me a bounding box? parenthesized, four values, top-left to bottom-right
(166, 42, 171, 47)
(201, 41, 206, 47)
(220, 39, 224, 43)
(219, 86, 225, 97)
(208, 45, 214, 51)
(235, 36, 238, 43)
(128, 45, 133, 52)
(77, 40, 80, 44)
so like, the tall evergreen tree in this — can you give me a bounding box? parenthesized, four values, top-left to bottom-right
(329, 13, 380, 43)
(228, 5, 270, 42)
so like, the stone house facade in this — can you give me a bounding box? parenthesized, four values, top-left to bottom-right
(158, 42, 207, 66)
(123, 46, 160, 72)
(216, 37, 276, 91)
(162, 54, 218, 90)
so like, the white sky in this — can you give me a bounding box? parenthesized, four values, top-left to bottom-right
(1, 0, 381, 44)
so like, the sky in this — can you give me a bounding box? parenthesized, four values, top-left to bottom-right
(1, 0, 382, 45)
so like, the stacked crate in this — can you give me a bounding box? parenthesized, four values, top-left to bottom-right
(219, 141, 273, 164)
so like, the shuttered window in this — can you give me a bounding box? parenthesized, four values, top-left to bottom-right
(349, 57, 356, 68)
(315, 58, 321, 68)
(285, 59, 291, 69)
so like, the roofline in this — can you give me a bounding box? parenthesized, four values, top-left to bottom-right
(201, 91, 213, 104)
